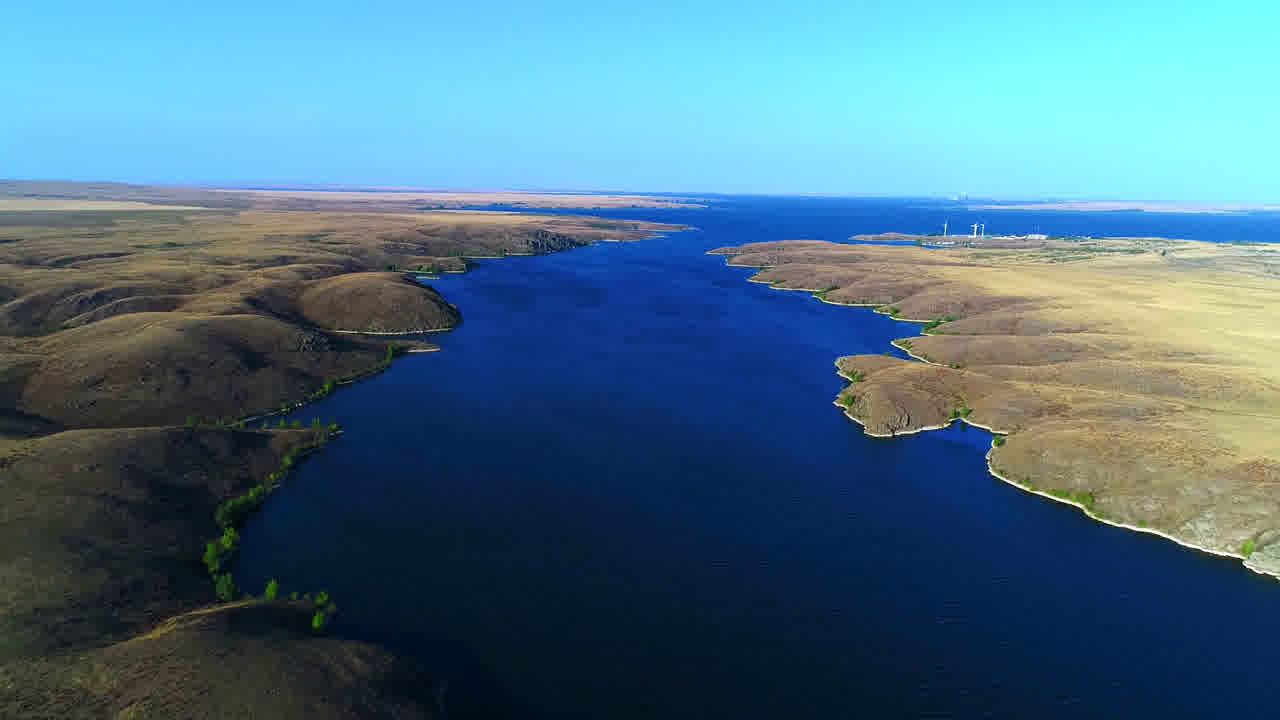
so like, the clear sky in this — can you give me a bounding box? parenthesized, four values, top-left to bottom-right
(3, 1, 1276, 202)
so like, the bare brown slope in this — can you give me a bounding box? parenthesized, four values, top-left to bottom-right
(300, 273, 460, 333)
(0, 427, 324, 660)
(714, 239, 1280, 576)
(14, 313, 385, 428)
(2, 602, 439, 720)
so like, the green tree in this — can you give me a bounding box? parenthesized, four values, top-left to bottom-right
(264, 578, 280, 600)
(215, 573, 238, 601)
(314, 590, 330, 607)
(219, 526, 240, 552)
(202, 541, 221, 574)
(311, 609, 330, 633)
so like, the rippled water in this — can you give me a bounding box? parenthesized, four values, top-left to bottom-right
(239, 198, 1280, 718)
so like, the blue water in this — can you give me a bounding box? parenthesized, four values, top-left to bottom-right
(239, 197, 1280, 718)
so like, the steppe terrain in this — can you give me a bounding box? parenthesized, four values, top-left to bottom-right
(712, 236, 1280, 575)
(0, 180, 704, 212)
(0, 181, 678, 717)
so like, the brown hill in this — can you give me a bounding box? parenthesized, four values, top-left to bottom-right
(3, 602, 439, 720)
(299, 273, 460, 333)
(12, 313, 386, 428)
(0, 427, 323, 659)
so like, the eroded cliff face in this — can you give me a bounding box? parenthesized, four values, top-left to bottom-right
(714, 239, 1280, 576)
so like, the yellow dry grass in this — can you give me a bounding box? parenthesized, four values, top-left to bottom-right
(0, 199, 209, 211)
(227, 188, 705, 210)
(716, 237, 1280, 575)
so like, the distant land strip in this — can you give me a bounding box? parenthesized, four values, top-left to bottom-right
(970, 200, 1280, 214)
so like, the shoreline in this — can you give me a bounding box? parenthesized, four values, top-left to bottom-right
(717, 249, 1273, 580)
(980, 453, 1263, 571)
(330, 327, 452, 336)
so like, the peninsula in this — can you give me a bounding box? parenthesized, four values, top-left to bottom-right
(712, 235, 1280, 576)
(0, 181, 685, 718)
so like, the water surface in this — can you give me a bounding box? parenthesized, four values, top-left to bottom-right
(239, 198, 1280, 718)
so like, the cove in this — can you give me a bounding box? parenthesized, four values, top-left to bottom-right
(237, 198, 1280, 718)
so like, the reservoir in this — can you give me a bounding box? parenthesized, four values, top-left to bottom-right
(238, 197, 1280, 718)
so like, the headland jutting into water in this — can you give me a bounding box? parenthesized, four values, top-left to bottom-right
(712, 233, 1280, 577)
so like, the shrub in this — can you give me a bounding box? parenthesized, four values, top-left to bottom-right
(1075, 491, 1096, 510)
(203, 541, 221, 574)
(216, 493, 262, 528)
(186, 415, 199, 429)
(312, 609, 330, 633)
(290, 419, 302, 429)
(314, 590, 330, 607)
(215, 573, 238, 602)
(846, 370, 866, 383)
(219, 526, 240, 552)
(290, 591, 300, 601)
(265, 578, 280, 600)
(1242, 538, 1257, 557)
(992, 435, 1006, 447)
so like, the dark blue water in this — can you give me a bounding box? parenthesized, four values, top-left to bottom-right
(239, 197, 1280, 719)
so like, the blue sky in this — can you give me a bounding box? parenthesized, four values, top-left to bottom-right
(2, 1, 1275, 201)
